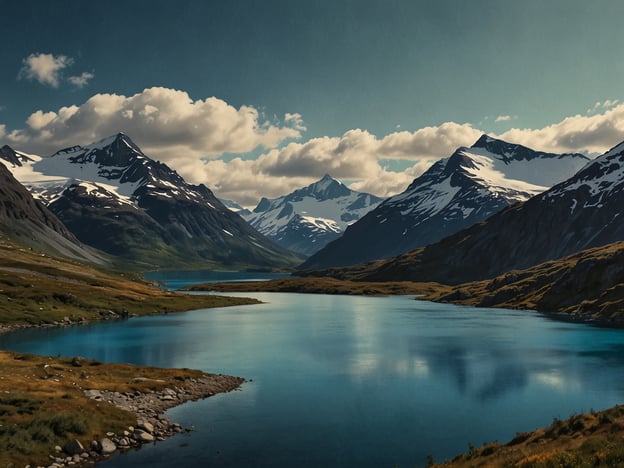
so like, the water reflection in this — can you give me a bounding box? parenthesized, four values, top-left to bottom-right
(3, 293, 624, 468)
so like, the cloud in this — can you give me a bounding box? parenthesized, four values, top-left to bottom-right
(499, 102, 624, 156)
(68, 71, 95, 88)
(4, 85, 624, 208)
(190, 125, 480, 206)
(376, 122, 481, 160)
(284, 113, 306, 131)
(18, 53, 73, 87)
(195, 102, 624, 206)
(18, 52, 94, 89)
(495, 115, 511, 122)
(3, 87, 303, 160)
(587, 99, 619, 114)
(348, 161, 432, 197)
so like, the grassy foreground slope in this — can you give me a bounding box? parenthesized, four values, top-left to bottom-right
(0, 351, 243, 467)
(0, 236, 258, 465)
(431, 405, 624, 467)
(0, 237, 259, 328)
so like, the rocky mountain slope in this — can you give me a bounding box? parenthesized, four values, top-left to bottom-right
(0, 135, 301, 269)
(245, 174, 382, 256)
(304, 138, 624, 284)
(427, 241, 624, 323)
(0, 156, 104, 264)
(301, 135, 588, 269)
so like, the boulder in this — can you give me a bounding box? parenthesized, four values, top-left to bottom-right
(71, 356, 85, 367)
(137, 421, 154, 434)
(63, 439, 84, 455)
(134, 429, 155, 442)
(84, 389, 102, 399)
(99, 437, 117, 454)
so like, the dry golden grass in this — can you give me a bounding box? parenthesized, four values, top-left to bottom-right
(0, 350, 241, 467)
(0, 238, 256, 465)
(184, 276, 451, 297)
(424, 241, 624, 324)
(0, 238, 259, 327)
(433, 406, 624, 467)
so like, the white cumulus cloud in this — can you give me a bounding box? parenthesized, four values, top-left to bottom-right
(68, 71, 95, 88)
(18, 53, 73, 88)
(495, 115, 511, 122)
(3, 87, 304, 160)
(18, 52, 94, 89)
(4, 87, 624, 208)
(499, 103, 624, 156)
(192, 125, 480, 207)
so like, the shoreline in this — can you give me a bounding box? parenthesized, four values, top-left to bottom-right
(188, 278, 624, 330)
(0, 348, 245, 467)
(5, 279, 624, 466)
(70, 374, 245, 466)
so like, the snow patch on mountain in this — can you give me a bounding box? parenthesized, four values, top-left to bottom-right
(246, 174, 382, 255)
(300, 135, 590, 270)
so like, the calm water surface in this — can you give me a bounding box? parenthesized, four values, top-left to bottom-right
(2, 273, 624, 467)
(144, 269, 288, 290)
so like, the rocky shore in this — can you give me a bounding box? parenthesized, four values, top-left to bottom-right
(0, 312, 132, 336)
(42, 374, 244, 467)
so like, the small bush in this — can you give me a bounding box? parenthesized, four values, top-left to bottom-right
(42, 413, 89, 436)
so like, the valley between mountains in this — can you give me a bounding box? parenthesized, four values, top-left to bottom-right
(3, 131, 624, 466)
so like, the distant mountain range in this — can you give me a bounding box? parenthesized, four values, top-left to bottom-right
(244, 174, 382, 256)
(0, 134, 301, 269)
(305, 137, 624, 284)
(301, 135, 589, 270)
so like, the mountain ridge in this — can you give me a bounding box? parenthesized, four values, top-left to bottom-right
(0, 134, 301, 269)
(302, 136, 624, 284)
(0, 156, 105, 264)
(244, 174, 382, 256)
(300, 135, 589, 270)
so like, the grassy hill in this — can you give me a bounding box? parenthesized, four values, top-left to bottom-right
(0, 236, 259, 464)
(425, 241, 624, 325)
(0, 236, 259, 328)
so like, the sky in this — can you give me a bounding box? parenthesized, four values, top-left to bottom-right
(1, 0, 624, 207)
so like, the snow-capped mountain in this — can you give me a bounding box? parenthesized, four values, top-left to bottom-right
(301, 135, 589, 270)
(244, 175, 382, 256)
(0, 134, 301, 269)
(316, 137, 624, 285)
(0, 151, 105, 264)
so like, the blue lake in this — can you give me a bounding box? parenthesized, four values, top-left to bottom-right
(2, 274, 624, 467)
(143, 269, 289, 290)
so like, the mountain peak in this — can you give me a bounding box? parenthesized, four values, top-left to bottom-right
(306, 174, 350, 200)
(472, 134, 497, 148)
(469, 134, 522, 155)
(0, 145, 33, 167)
(0, 145, 20, 167)
(85, 132, 143, 154)
(467, 134, 587, 164)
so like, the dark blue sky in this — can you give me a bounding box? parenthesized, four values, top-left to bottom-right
(1, 0, 623, 204)
(2, 0, 622, 136)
